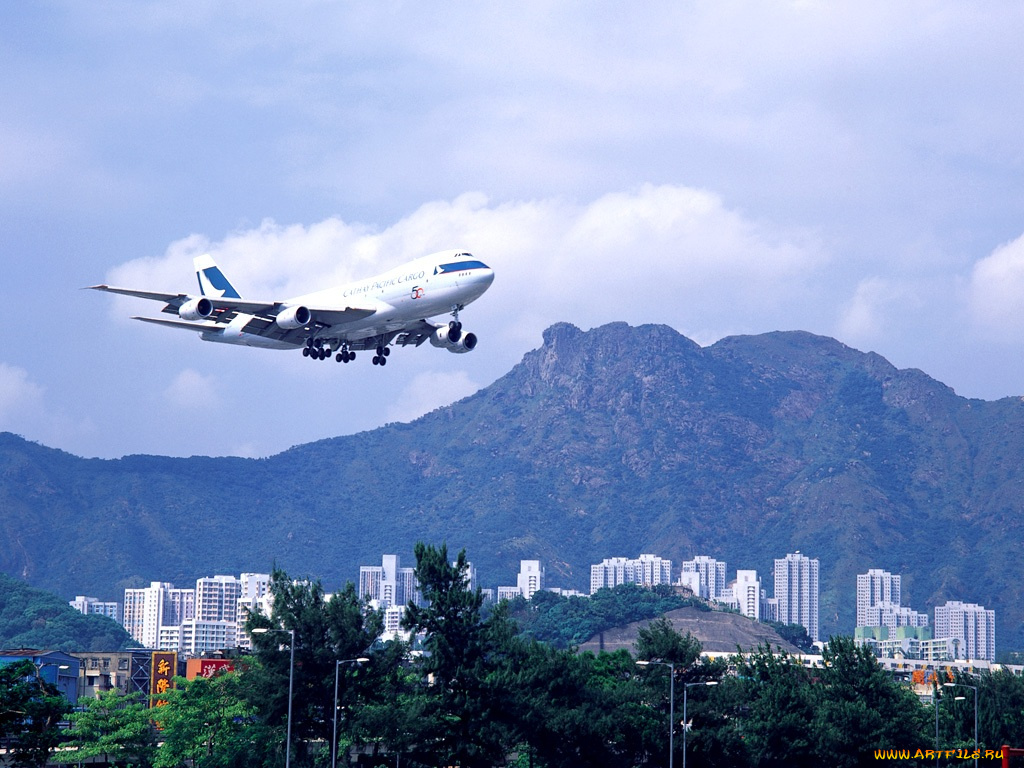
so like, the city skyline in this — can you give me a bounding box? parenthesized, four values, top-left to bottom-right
(74, 548, 998, 661)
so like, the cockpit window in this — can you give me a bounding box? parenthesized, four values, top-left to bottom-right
(435, 260, 489, 274)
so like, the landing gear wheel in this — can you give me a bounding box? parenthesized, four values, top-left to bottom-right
(335, 353, 343, 362)
(372, 355, 380, 365)
(302, 348, 310, 357)
(379, 355, 387, 366)
(449, 320, 462, 332)
(382, 346, 391, 357)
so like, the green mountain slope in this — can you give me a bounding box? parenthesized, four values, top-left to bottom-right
(0, 573, 135, 651)
(1, 322, 1023, 647)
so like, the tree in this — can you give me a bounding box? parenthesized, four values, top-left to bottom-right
(56, 688, 157, 767)
(153, 672, 270, 768)
(508, 644, 655, 768)
(636, 616, 702, 667)
(765, 622, 814, 653)
(400, 542, 516, 768)
(952, 668, 1024, 753)
(730, 644, 818, 768)
(811, 636, 929, 767)
(244, 568, 383, 767)
(635, 617, 727, 768)
(0, 660, 72, 768)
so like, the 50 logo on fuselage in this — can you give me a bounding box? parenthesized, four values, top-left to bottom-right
(411, 286, 425, 299)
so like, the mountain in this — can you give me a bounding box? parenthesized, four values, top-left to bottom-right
(0, 573, 135, 651)
(2, 322, 1024, 648)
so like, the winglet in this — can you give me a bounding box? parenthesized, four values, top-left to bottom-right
(194, 254, 242, 299)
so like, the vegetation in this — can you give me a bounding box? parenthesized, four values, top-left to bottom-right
(56, 689, 157, 767)
(765, 621, 815, 652)
(0, 573, 135, 652)
(0, 659, 71, 768)
(3, 543, 1023, 767)
(507, 582, 710, 648)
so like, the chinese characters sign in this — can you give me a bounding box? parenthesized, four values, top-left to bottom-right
(150, 652, 177, 708)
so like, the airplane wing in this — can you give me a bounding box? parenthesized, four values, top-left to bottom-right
(237, 306, 378, 342)
(89, 284, 377, 330)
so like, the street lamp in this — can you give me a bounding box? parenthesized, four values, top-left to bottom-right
(252, 627, 296, 768)
(944, 682, 979, 768)
(682, 681, 718, 768)
(333, 657, 370, 768)
(637, 661, 675, 768)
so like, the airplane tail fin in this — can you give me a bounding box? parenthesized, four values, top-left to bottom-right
(194, 254, 242, 299)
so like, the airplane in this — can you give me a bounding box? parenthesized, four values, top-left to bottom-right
(89, 250, 494, 366)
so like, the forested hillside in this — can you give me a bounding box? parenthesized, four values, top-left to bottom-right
(0, 574, 135, 651)
(2, 322, 1024, 647)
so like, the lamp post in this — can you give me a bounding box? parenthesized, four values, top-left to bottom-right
(333, 657, 369, 768)
(252, 627, 296, 768)
(682, 681, 718, 768)
(637, 661, 675, 768)
(944, 682, 979, 768)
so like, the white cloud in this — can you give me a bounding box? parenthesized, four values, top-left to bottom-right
(164, 369, 220, 410)
(969, 233, 1024, 341)
(0, 364, 44, 426)
(836, 277, 907, 343)
(385, 370, 482, 425)
(107, 184, 826, 349)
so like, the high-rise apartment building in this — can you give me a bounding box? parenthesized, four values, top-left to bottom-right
(679, 556, 727, 600)
(177, 575, 246, 655)
(517, 560, 545, 600)
(194, 575, 242, 622)
(856, 569, 901, 627)
(359, 555, 422, 609)
(69, 596, 120, 623)
(863, 603, 929, 631)
(122, 582, 195, 648)
(590, 554, 672, 594)
(774, 552, 819, 643)
(934, 601, 996, 661)
(732, 570, 762, 621)
(235, 573, 273, 651)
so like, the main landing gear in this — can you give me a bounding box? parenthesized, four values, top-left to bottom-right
(303, 338, 358, 363)
(302, 338, 391, 365)
(302, 339, 332, 360)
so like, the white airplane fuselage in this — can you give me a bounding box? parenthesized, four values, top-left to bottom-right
(205, 250, 494, 350)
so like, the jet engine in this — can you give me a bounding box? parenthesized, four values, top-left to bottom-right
(430, 325, 478, 353)
(178, 297, 213, 321)
(276, 305, 311, 330)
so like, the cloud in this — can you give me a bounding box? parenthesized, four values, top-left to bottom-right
(969, 234, 1024, 341)
(107, 184, 826, 349)
(385, 370, 482, 425)
(0, 363, 44, 426)
(836, 277, 908, 344)
(163, 369, 220, 410)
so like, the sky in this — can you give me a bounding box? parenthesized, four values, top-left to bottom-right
(2, 1, 1024, 459)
